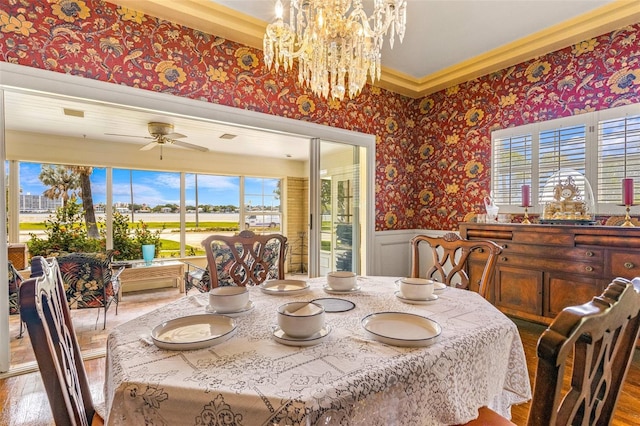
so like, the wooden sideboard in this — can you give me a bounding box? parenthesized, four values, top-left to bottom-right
(459, 222, 640, 325)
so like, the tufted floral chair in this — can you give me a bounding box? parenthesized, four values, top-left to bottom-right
(8, 260, 26, 338)
(202, 230, 287, 288)
(184, 262, 211, 294)
(56, 251, 124, 329)
(8, 260, 22, 316)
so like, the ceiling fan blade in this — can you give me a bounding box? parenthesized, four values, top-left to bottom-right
(165, 132, 187, 139)
(140, 141, 158, 151)
(105, 133, 153, 139)
(172, 140, 209, 152)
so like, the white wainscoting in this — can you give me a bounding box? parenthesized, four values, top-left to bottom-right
(371, 229, 456, 277)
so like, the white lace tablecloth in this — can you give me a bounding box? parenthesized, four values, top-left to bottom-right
(104, 276, 531, 425)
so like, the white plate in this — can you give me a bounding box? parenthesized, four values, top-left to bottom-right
(271, 325, 332, 346)
(433, 282, 447, 291)
(394, 291, 439, 304)
(260, 279, 310, 296)
(151, 314, 236, 350)
(323, 284, 361, 295)
(205, 300, 255, 317)
(361, 312, 441, 347)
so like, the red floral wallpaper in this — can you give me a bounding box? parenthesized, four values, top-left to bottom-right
(413, 26, 640, 229)
(1, 0, 639, 231)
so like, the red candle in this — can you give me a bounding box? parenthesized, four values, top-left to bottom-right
(521, 184, 530, 207)
(623, 178, 634, 205)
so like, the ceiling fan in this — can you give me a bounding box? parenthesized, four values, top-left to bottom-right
(106, 122, 209, 159)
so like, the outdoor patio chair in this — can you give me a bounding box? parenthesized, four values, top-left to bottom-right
(184, 261, 211, 294)
(56, 251, 124, 329)
(8, 260, 26, 338)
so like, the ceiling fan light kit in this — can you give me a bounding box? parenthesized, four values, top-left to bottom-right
(107, 121, 208, 158)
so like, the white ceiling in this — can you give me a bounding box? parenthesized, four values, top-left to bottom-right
(5, 90, 313, 161)
(6, 0, 631, 162)
(214, 0, 615, 79)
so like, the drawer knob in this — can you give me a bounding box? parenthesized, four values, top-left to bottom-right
(502, 244, 508, 249)
(477, 248, 484, 253)
(500, 256, 507, 262)
(585, 266, 594, 272)
(585, 251, 594, 257)
(624, 262, 635, 269)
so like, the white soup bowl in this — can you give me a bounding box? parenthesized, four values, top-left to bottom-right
(399, 277, 435, 300)
(277, 301, 325, 338)
(209, 286, 249, 313)
(326, 271, 357, 291)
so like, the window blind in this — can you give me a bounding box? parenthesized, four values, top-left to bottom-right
(597, 114, 640, 203)
(538, 125, 586, 203)
(492, 133, 532, 205)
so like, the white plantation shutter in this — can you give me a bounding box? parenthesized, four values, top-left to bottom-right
(538, 125, 586, 203)
(491, 103, 640, 213)
(492, 133, 532, 205)
(598, 114, 640, 203)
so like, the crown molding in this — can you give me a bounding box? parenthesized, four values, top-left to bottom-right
(109, 0, 640, 99)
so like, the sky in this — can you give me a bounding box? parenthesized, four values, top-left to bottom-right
(18, 162, 280, 208)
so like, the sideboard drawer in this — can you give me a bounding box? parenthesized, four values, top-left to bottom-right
(609, 251, 640, 279)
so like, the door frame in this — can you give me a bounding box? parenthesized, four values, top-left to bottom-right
(0, 62, 375, 372)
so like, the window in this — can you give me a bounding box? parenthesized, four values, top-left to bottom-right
(492, 103, 640, 213)
(243, 177, 281, 231)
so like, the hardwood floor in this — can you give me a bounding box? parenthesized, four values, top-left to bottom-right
(2, 312, 639, 425)
(7, 286, 185, 367)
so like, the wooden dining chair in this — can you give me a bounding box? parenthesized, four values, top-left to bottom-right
(202, 230, 287, 288)
(19, 256, 105, 426)
(410, 232, 501, 299)
(461, 277, 640, 426)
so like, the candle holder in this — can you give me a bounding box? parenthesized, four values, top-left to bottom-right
(622, 204, 635, 227)
(521, 205, 531, 224)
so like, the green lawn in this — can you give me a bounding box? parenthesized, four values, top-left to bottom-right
(20, 221, 240, 232)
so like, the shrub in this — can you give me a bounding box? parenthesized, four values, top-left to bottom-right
(27, 204, 163, 261)
(27, 199, 103, 257)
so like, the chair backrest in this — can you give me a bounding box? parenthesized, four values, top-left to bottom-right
(527, 277, 640, 426)
(203, 230, 287, 288)
(8, 260, 23, 315)
(19, 256, 98, 426)
(56, 251, 116, 309)
(410, 232, 501, 298)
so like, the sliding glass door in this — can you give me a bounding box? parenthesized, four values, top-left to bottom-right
(310, 140, 366, 276)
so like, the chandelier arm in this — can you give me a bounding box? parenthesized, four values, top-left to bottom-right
(263, 0, 406, 100)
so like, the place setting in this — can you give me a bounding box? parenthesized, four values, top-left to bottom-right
(394, 277, 440, 305)
(205, 286, 255, 317)
(259, 278, 310, 296)
(323, 271, 361, 294)
(271, 301, 332, 347)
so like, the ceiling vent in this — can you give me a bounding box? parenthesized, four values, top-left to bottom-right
(63, 108, 84, 118)
(219, 133, 237, 140)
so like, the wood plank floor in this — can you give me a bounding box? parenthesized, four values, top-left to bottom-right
(2, 314, 639, 424)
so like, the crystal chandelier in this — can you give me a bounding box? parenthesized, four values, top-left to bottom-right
(263, 0, 407, 100)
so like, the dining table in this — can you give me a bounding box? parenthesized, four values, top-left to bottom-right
(104, 276, 532, 425)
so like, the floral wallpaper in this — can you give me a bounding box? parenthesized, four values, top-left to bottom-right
(412, 25, 640, 229)
(1, 0, 639, 231)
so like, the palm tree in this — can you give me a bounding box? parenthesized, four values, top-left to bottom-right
(68, 165, 99, 239)
(39, 165, 79, 209)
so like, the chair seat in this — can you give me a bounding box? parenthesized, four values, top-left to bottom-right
(458, 407, 516, 426)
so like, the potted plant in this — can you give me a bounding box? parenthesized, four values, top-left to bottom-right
(133, 220, 162, 265)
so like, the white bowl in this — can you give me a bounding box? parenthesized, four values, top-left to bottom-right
(277, 301, 325, 338)
(399, 277, 434, 300)
(209, 286, 249, 313)
(326, 271, 357, 291)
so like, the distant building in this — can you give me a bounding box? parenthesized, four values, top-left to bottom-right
(20, 194, 62, 212)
